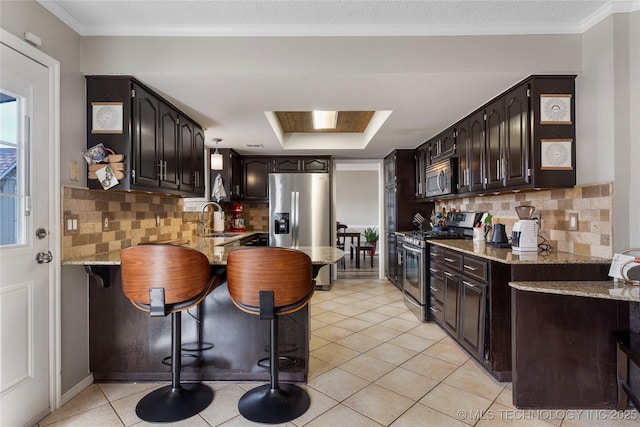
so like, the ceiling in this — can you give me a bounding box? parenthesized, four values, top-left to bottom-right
(39, 0, 638, 158)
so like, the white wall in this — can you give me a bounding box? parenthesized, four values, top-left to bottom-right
(579, 12, 639, 251)
(335, 169, 379, 229)
(1, 0, 90, 396)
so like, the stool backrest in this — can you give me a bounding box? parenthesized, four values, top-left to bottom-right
(226, 247, 314, 315)
(120, 245, 213, 312)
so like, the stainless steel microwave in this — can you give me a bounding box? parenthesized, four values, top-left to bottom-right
(425, 158, 456, 198)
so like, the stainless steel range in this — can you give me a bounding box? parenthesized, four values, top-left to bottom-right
(402, 212, 484, 322)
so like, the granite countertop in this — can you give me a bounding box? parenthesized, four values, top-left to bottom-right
(509, 280, 639, 302)
(429, 239, 611, 265)
(62, 232, 344, 266)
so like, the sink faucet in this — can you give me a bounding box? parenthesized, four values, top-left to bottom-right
(200, 202, 223, 236)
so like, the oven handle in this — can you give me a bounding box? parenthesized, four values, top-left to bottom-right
(402, 243, 423, 255)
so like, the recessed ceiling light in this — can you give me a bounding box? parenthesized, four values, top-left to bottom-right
(312, 110, 338, 130)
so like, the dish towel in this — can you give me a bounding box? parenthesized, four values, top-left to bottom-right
(212, 173, 227, 202)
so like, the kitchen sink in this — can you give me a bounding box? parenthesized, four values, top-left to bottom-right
(203, 232, 245, 238)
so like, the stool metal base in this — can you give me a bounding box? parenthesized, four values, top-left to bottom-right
(238, 383, 310, 424)
(135, 383, 213, 423)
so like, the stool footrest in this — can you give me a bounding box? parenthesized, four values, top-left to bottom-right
(614, 331, 640, 411)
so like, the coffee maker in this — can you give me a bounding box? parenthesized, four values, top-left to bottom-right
(512, 206, 538, 253)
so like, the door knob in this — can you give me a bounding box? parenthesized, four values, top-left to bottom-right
(36, 251, 53, 264)
(36, 228, 49, 239)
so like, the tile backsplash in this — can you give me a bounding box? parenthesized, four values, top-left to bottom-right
(63, 182, 613, 260)
(435, 182, 613, 259)
(62, 186, 196, 260)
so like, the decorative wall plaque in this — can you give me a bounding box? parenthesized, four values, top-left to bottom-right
(91, 102, 123, 134)
(540, 94, 572, 124)
(540, 139, 573, 170)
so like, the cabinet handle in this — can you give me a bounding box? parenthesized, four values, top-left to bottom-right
(444, 257, 455, 263)
(430, 306, 439, 313)
(444, 271, 455, 278)
(501, 159, 505, 179)
(157, 161, 164, 179)
(496, 159, 500, 179)
(430, 286, 439, 292)
(164, 161, 167, 180)
(463, 264, 477, 271)
(429, 267, 439, 273)
(463, 280, 476, 288)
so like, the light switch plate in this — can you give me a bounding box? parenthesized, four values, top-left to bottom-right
(64, 214, 79, 235)
(69, 161, 80, 181)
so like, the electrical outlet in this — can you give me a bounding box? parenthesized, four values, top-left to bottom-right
(102, 212, 110, 231)
(156, 214, 161, 227)
(568, 213, 578, 231)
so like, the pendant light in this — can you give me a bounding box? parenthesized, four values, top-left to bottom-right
(211, 138, 223, 170)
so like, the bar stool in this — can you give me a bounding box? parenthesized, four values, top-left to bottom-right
(120, 244, 219, 423)
(226, 247, 315, 424)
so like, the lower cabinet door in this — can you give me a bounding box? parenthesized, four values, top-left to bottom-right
(442, 269, 460, 335)
(459, 277, 487, 360)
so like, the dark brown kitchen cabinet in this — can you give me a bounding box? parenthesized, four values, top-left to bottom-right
(242, 156, 272, 201)
(429, 127, 456, 164)
(273, 157, 331, 173)
(459, 276, 487, 360)
(484, 97, 505, 190)
(179, 117, 205, 194)
(414, 146, 428, 199)
(86, 76, 205, 197)
(158, 103, 180, 190)
(384, 150, 432, 286)
(503, 84, 530, 188)
(131, 83, 160, 189)
(435, 75, 575, 198)
(385, 233, 400, 289)
(442, 267, 461, 336)
(210, 148, 242, 202)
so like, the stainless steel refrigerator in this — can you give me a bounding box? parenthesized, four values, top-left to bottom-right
(269, 173, 331, 289)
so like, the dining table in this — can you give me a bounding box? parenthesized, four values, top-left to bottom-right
(337, 231, 362, 268)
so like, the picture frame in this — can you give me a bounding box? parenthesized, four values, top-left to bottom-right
(91, 102, 123, 134)
(540, 94, 572, 124)
(540, 139, 573, 170)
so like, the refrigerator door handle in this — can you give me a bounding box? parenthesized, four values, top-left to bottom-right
(291, 191, 299, 246)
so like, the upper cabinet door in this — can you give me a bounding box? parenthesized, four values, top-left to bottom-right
(485, 97, 505, 190)
(159, 103, 179, 190)
(242, 157, 272, 201)
(273, 158, 300, 172)
(504, 84, 531, 188)
(179, 116, 194, 190)
(193, 126, 205, 195)
(456, 121, 469, 193)
(132, 83, 160, 189)
(467, 110, 485, 193)
(301, 158, 330, 173)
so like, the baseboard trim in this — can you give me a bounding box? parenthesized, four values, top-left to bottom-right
(60, 374, 94, 406)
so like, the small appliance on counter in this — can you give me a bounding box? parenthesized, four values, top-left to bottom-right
(229, 204, 246, 232)
(488, 223, 511, 248)
(512, 206, 539, 252)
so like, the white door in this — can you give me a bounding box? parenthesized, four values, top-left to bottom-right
(0, 41, 53, 426)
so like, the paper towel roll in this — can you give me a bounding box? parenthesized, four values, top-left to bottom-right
(213, 211, 224, 232)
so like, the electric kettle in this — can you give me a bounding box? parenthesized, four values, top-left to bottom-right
(491, 223, 509, 244)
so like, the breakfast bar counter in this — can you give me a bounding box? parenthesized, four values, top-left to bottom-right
(62, 239, 343, 383)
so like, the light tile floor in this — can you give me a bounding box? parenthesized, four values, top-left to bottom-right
(37, 278, 640, 426)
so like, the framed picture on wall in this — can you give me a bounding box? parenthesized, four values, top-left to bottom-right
(91, 102, 123, 134)
(540, 139, 573, 170)
(540, 94, 572, 124)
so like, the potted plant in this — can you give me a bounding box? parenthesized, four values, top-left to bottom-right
(363, 227, 379, 255)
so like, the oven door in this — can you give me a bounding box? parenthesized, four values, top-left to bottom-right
(402, 243, 426, 321)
